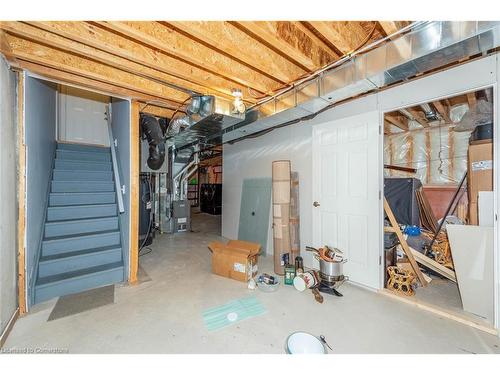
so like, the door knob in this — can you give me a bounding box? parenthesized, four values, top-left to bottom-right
(313, 201, 320, 207)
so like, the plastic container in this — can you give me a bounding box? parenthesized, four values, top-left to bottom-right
(256, 274, 280, 292)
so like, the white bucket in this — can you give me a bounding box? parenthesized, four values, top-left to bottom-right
(285, 332, 326, 354)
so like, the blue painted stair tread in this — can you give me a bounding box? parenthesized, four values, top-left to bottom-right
(34, 142, 124, 304)
(202, 296, 266, 331)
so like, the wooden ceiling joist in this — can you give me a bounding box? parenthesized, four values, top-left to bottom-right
(0, 21, 235, 102)
(139, 104, 176, 119)
(14, 60, 177, 108)
(232, 21, 337, 71)
(384, 121, 394, 135)
(1, 34, 190, 105)
(405, 107, 429, 128)
(99, 21, 281, 94)
(22, 21, 257, 103)
(432, 100, 451, 123)
(466, 92, 477, 110)
(378, 21, 399, 37)
(0, 21, 411, 110)
(386, 113, 409, 131)
(166, 21, 307, 84)
(306, 21, 369, 54)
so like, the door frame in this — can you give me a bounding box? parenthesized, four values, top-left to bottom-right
(376, 55, 499, 331)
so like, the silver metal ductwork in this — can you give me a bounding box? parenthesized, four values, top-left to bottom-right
(221, 21, 500, 143)
(167, 95, 245, 149)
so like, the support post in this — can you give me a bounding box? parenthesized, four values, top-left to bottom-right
(17, 71, 26, 315)
(129, 101, 139, 284)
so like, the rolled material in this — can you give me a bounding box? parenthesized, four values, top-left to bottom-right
(272, 160, 291, 275)
(289, 172, 300, 263)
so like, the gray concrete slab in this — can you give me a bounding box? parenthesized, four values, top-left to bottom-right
(4, 213, 500, 353)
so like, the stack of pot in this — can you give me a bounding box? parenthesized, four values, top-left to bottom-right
(306, 246, 347, 285)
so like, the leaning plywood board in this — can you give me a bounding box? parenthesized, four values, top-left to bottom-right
(447, 224, 494, 323)
(478, 191, 494, 227)
(409, 247, 456, 282)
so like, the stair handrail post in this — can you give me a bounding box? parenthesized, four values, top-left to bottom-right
(106, 106, 125, 214)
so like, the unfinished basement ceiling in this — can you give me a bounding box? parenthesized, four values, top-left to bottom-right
(385, 88, 494, 134)
(0, 21, 410, 117)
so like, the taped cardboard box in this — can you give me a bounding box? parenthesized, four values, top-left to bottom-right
(208, 240, 260, 282)
(468, 139, 493, 224)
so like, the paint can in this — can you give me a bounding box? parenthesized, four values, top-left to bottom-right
(284, 264, 296, 285)
(293, 270, 320, 292)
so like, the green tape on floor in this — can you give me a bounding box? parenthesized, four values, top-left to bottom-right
(202, 296, 266, 331)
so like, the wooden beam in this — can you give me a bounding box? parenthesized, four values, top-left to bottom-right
(432, 100, 451, 123)
(100, 21, 280, 94)
(466, 92, 477, 111)
(385, 114, 408, 131)
(384, 121, 393, 135)
(0, 22, 238, 103)
(405, 107, 429, 128)
(378, 21, 399, 36)
(166, 21, 306, 83)
(380, 289, 497, 335)
(13, 60, 181, 109)
(17, 71, 26, 316)
(129, 101, 140, 285)
(292, 21, 341, 59)
(306, 21, 368, 54)
(232, 21, 336, 71)
(384, 198, 428, 287)
(24, 21, 256, 103)
(139, 104, 176, 119)
(1, 34, 190, 105)
(410, 247, 456, 282)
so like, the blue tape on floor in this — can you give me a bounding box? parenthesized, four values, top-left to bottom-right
(202, 296, 266, 331)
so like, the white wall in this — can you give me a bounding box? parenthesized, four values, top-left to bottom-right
(223, 122, 313, 256)
(0, 56, 18, 335)
(223, 53, 500, 329)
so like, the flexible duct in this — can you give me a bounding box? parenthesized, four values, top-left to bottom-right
(140, 114, 166, 170)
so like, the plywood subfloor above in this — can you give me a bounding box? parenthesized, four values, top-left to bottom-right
(0, 21, 409, 113)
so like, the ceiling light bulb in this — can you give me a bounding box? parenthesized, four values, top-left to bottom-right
(231, 89, 245, 115)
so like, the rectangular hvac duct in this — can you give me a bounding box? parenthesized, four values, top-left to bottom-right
(221, 21, 500, 143)
(169, 96, 244, 149)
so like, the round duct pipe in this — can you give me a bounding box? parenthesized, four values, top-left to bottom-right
(140, 114, 166, 170)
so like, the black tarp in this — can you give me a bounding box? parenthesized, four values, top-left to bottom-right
(384, 177, 422, 226)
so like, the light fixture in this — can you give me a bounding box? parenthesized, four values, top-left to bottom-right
(231, 89, 246, 115)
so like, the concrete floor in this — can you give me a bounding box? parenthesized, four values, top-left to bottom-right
(4, 212, 500, 353)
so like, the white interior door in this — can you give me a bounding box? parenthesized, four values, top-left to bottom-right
(58, 86, 110, 146)
(312, 111, 381, 289)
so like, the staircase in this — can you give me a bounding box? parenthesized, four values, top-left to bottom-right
(34, 142, 124, 304)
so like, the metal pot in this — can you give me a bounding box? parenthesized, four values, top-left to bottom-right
(317, 257, 346, 278)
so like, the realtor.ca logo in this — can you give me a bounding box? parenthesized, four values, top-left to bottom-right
(0, 347, 69, 354)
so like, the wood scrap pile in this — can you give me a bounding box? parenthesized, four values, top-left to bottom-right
(422, 230, 454, 269)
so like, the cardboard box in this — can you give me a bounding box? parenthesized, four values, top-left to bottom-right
(468, 140, 493, 224)
(208, 240, 260, 282)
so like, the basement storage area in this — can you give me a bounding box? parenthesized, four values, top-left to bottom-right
(23, 78, 131, 306)
(2, 18, 500, 356)
(383, 88, 496, 329)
